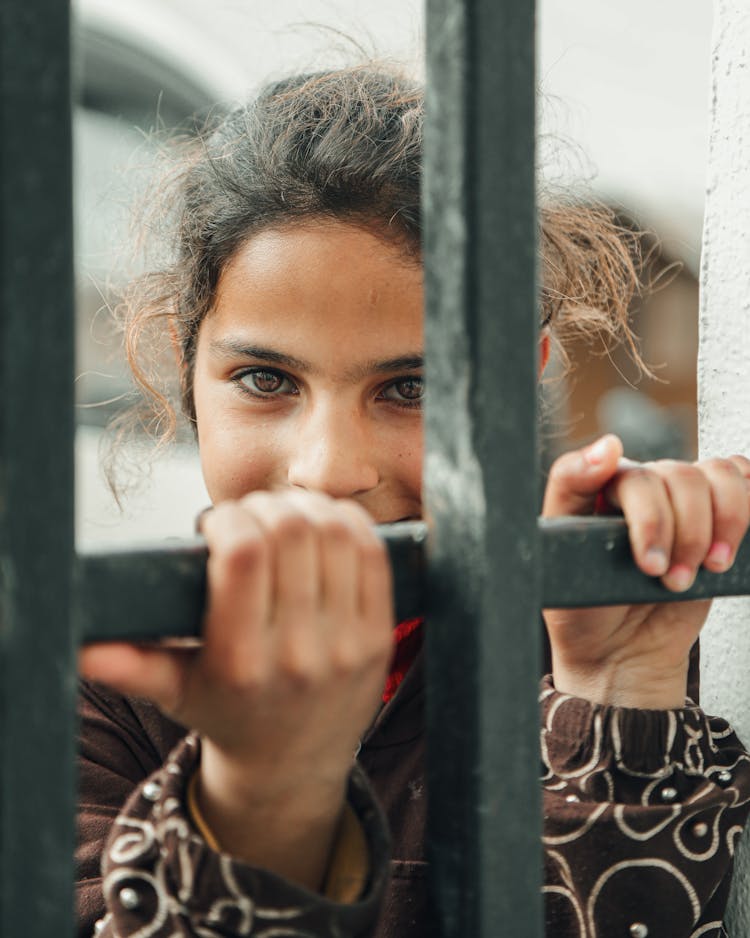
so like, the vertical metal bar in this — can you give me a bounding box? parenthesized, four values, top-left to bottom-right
(424, 0, 541, 935)
(0, 0, 76, 933)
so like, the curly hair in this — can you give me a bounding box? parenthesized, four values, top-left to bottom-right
(113, 63, 646, 457)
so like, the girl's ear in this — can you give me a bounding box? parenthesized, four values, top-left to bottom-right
(538, 332, 551, 378)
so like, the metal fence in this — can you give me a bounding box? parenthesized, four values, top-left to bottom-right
(3, 0, 750, 935)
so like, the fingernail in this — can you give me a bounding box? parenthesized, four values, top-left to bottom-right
(585, 437, 611, 466)
(706, 541, 732, 571)
(643, 546, 669, 576)
(663, 564, 694, 593)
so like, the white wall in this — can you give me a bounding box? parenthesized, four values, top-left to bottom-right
(698, 0, 750, 930)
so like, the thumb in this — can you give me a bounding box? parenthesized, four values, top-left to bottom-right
(542, 434, 624, 518)
(79, 643, 190, 716)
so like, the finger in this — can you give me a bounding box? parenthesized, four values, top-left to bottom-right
(652, 462, 713, 592)
(336, 500, 394, 639)
(79, 643, 191, 716)
(542, 434, 624, 518)
(241, 492, 321, 624)
(282, 491, 360, 626)
(240, 491, 326, 682)
(283, 492, 388, 678)
(201, 501, 273, 686)
(606, 465, 674, 578)
(699, 458, 750, 572)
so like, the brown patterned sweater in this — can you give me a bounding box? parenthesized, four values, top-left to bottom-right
(77, 651, 750, 938)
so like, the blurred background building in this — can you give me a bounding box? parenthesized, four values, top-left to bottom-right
(72, 0, 712, 543)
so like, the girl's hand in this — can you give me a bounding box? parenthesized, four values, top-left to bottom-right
(542, 435, 750, 709)
(79, 490, 394, 891)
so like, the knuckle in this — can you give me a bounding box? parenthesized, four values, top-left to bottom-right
(711, 504, 739, 529)
(704, 457, 743, 479)
(287, 583, 318, 610)
(279, 650, 322, 690)
(205, 654, 267, 696)
(714, 513, 748, 545)
(634, 466, 660, 483)
(272, 512, 313, 544)
(714, 484, 749, 515)
(675, 532, 711, 563)
(219, 531, 267, 576)
(636, 513, 666, 545)
(319, 516, 355, 545)
(666, 462, 704, 487)
(330, 640, 360, 675)
(620, 465, 655, 488)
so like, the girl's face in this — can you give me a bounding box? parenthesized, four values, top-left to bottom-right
(192, 221, 424, 523)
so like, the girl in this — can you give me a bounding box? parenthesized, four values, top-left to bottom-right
(77, 66, 750, 938)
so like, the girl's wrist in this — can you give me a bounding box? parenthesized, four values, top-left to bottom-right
(551, 657, 689, 710)
(197, 737, 349, 890)
(200, 736, 348, 818)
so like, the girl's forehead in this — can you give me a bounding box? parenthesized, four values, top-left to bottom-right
(207, 221, 424, 337)
(200, 221, 424, 369)
(221, 220, 421, 290)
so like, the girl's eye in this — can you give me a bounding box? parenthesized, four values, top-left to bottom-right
(233, 368, 297, 397)
(381, 376, 424, 407)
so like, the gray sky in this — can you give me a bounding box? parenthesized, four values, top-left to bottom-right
(78, 0, 714, 254)
(171, 0, 714, 250)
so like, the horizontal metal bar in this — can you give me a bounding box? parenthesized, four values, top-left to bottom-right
(78, 517, 750, 643)
(78, 522, 427, 642)
(539, 517, 750, 607)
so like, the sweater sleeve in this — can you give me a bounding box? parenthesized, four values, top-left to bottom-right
(77, 684, 391, 938)
(540, 675, 750, 938)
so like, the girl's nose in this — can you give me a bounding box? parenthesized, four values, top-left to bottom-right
(286, 405, 380, 499)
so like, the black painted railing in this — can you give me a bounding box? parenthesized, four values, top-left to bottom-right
(2, 2, 748, 936)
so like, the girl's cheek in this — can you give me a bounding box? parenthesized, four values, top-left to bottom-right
(199, 426, 280, 504)
(397, 432, 424, 496)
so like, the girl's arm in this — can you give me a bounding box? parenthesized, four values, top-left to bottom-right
(80, 489, 395, 894)
(542, 434, 750, 709)
(540, 444, 750, 936)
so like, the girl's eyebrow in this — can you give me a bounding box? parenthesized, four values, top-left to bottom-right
(352, 355, 424, 378)
(209, 339, 310, 372)
(209, 338, 423, 379)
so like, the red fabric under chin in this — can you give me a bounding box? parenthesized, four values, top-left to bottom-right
(382, 616, 425, 703)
